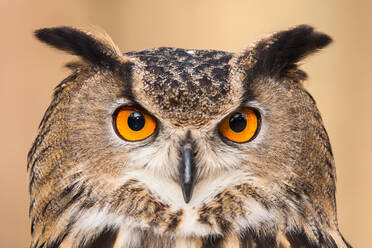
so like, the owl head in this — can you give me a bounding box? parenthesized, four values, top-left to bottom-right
(28, 25, 350, 248)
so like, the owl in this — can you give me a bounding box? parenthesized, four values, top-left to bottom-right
(28, 25, 351, 248)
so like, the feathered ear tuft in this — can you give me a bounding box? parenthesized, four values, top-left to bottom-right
(238, 25, 332, 79)
(34, 26, 124, 66)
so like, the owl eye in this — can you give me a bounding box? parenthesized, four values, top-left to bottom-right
(219, 108, 260, 143)
(114, 107, 156, 141)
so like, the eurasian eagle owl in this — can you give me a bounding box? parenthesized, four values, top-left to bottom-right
(28, 25, 350, 248)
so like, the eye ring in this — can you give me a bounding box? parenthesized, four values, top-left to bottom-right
(219, 108, 260, 143)
(113, 106, 157, 141)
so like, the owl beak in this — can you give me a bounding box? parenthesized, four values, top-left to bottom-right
(180, 143, 196, 203)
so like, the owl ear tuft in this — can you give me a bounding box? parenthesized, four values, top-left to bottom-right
(241, 25, 332, 79)
(35, 26, 124, 66)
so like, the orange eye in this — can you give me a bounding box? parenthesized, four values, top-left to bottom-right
(114, 107, 156, 141)
(219, 108, 260, 143)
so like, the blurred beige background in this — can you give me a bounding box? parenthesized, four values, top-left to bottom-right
(1, 0, 371, 247)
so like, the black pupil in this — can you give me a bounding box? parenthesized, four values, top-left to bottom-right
(229, 113, 247, 132)
(128, 112, 145, 131)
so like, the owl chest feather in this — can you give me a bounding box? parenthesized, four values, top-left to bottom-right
(113, 234, 241, 248)
(99, 230, 292, 248)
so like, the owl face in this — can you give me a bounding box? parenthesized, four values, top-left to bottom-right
(28, 26, 350, 248)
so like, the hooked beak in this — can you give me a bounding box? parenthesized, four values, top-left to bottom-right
(179, 142, 196, 203)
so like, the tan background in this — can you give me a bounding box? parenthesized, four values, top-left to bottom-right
(1, 0, 371, 247)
